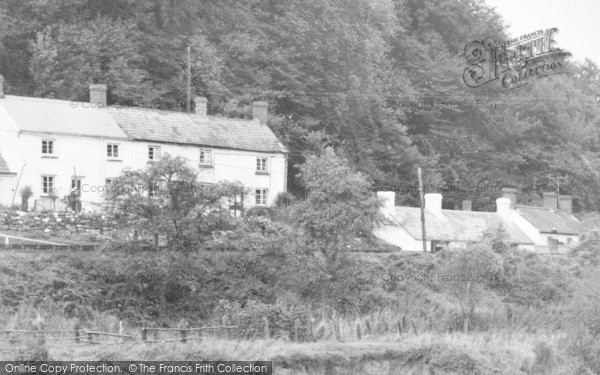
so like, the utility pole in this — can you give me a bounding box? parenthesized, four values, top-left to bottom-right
(186, 46, 191, 113)
(548, 174, 567, 208)
(418, 167, 427, 252)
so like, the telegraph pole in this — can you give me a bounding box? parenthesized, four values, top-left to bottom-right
(418, 167, 427, 252)
(548, 174, 567, 208)
(186, 46, 191, 113)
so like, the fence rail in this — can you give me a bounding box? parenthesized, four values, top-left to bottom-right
(0, 324, 238, 350)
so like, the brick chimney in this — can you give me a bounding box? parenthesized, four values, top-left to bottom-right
(425, 193, 443, 215)
(543, 192, 558, 210)
(377, 191, 396, 215)
(0, 74, 4, 98)
(462, 200, 472, 211)
(252, 101, 268, 124)
(194, 97, 207, 117)
(501, 187, 518, 209)
(89, 84, 107, 107)
(558, 195, 573, 214)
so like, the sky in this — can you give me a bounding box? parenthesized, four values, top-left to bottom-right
(485, 0, 600, 66)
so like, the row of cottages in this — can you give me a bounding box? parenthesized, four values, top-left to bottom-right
(375, 187, 584, 253)
(0, 78, 288, 211)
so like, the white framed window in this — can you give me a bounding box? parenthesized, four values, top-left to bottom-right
(41, 140, 54, 155)
(41, 175, 55, 195)
(567, 238, 573, 245)
(255, 188, 268, 206)
(107, 144, 119, 158)
(148, 146, 161, 161)
(256, 157, 268, 173)
(199, 149, 213, 166)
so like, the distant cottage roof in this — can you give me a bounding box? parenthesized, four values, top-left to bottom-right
(516, 205, 584, 235)
(0, 153, 13, 174)
(386, 207, 534, 245)
(0, 96, 288, 154)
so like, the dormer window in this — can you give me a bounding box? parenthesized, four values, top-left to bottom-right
(42, 140, 54, 155)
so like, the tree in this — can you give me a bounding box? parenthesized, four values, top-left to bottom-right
(106, 154, 245, 250)
(284, 146, 383, 307)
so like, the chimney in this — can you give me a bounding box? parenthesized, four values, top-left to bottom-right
(496, 197, 511, 216)
(0, 75, 4, 98)
(543, 192, 558, 210)
(377, 191, 396, 215)
(558, 195, 573, 214)
(462, 200, 472, 211)
(89, 84, 107, 107)
(252, 101, 268, 124)
(194, 96, 207, 117)
(501, 187, 518, 209)
(424, 193, 443, 215)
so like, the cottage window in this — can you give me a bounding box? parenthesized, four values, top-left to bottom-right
(567, 238, 573, 245)
(42, 140, 54, 155)
(107, 144, 119, 158)
(255, 188, 268, 206)
(256, 157, 268, 173)
(148, 146, 161, 161)
(199, 149, 213, 166)
(41, 176, 55, 195)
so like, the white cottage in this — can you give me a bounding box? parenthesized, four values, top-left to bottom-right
(0, 78, 288, 211)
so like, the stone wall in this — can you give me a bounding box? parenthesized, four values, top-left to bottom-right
(0, 210, 116, 235)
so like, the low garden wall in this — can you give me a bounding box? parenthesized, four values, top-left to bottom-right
(0, 209, 116, 235)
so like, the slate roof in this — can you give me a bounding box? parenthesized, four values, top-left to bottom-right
(0, 153, 13, 174)
(386, 207, 534, 245)
(0, 96, 288, 153)
(0, 96, 128, 139)
(516, 205, 584, 235)
(108, 107, 288, 153)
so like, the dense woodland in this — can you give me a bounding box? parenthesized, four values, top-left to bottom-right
(1, 0, 599, 211)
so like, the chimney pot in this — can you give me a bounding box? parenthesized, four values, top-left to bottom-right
(252, 101, 268, 124)
(194, 96, 208, 117)
(377, 191, 396, 214)
(89, 84, 107, 107)
(558, 195, 573, 214)
(462, 200, 472, 211)
(543, 192, 558, 210)
(501, 187, 518, 209)
(0, 74, 4, 98)
(424, 193, 443, 215)
(496, 197, 511, 216)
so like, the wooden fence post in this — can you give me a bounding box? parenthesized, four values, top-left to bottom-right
(334, 318, 341, 342)
(411, 321, 418, 335)
(397, 320, 402, 336)
(356, 323, 362, 340)
(263, 317, 270, 339)
(180, 329, 187, 343)
(74, 324, 80, 344)
(293, 319, 299, 342)
(141, 328, 147, 342)
(308, 318, 315, 342)
(365, 320, 372, 335)
(87, 331, 94, 344)
(463, 318, 469, 334)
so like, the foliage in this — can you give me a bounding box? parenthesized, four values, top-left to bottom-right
(106, 153, 245, 250)
(19, 185, 32, 211)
